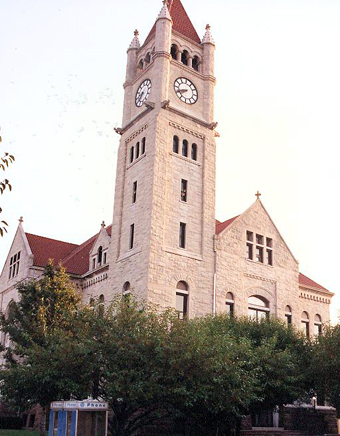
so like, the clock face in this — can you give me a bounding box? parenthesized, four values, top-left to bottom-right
(174, 77, 198, 105)
(135, 79, 152, 107)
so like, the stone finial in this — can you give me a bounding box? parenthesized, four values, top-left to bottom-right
(158, 0, 172, 20)
(19, 216, 24, 224)
(129, 29, 140, 50)
(255, 191, 262, 200)
(202, 24, 215, 45)
(101, 221, 106, 228)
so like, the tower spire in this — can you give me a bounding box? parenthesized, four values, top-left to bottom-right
(158, 0, 172, 20)
(128, 29, 140, 50)
(202, 24, 215, 45)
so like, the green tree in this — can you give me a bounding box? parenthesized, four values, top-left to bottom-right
(311, 323, 340, 416)
(0, 129, 15, 236)
(0, 261, 81, 433)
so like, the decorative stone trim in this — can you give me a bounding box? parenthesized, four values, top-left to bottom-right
(244, 273, 276, 284)
(163, 246, 203, 261)
(169, 152, 201, 167)
(299, 292, 331, 304)
(83, 272, 108, 289)
(126, 124, 148, 144)
(169, 121, 205, 139)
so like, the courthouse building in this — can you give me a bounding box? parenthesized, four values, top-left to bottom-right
(0, 0, 337, 432)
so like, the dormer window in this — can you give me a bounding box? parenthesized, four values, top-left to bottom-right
(9, 251, 20, 280)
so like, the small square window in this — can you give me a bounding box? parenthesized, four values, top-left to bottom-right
(266, 237, 273, 248)
(246, 231, 253, 242)
(256, 234, 263, 245)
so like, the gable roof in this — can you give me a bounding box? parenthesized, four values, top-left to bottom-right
(215, 216, 239, 235)
(26, 233, 79, 268)
(144, 0, 201, 46)
(299, 272, 332, 294)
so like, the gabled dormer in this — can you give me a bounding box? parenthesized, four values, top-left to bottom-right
(89, 222, 110, 272)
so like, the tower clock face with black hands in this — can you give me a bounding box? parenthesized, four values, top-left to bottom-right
(135, 79, 152, 107)
(174, 77, 198, 105)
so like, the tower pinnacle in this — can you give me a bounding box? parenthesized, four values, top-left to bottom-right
(202, 23, 215, 45)
(128, 29, 140, 50)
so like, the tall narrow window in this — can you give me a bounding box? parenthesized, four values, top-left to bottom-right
(92, 258, 96, 270)
(9, 252, 20, 280)
(141, 137, 146, 154)
(314, 314, 322, 336)
(129, 224, 135, 249)
(182, 140, 188, 157)
(255, 234, 264, 263)
(173, 136, 179, 153)
(226, 292, 234, 316)
(191, 143, 197, 161)
(132, 181, 137, 203)
(181, 179, 187, 202)
(103, 252, 107, 264)
(97, 246, 103, 265)
(136, 142, 140, 159)
(130, 146, 134, 163)
(301, 312, 310, 337)
(179, 222, 186, 248)
(246, 231, 253, 260)
(266, 238, 273, 266)
(176, 281, 188, 320)
(285, 305, 292, 326)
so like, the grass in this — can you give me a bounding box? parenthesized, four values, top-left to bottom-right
(0, 431, 39, 436)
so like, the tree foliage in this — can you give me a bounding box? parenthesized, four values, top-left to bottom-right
(0, 129, 15, 236)
(311, 324, 340, 417)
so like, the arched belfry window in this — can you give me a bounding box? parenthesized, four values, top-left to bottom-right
(314, 314, 322, 336)
(248, 295, 269, 321)
(191, 143, 197, 161)
(145, 52, 151, 64)
(97, 246, 103, 265)
(182, 140, 188, 157)
(137, 59, 143, 74)
(192, 56, 199, 71)
(301, 311, 310, 337)
(226, 292, 234, 315)
(285, 305, 292, 326)
(173, 136, 179, 154)
(181, 50, 189, 65)
(171, 44, 179, 60)
(176, 281, 188, 320)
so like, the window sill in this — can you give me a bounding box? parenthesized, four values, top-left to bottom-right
(117, 247, 142, 262)
(245, 258, 274, 268)
(170, 151, 201, 166)
(163, 246, 202, 261)
(127, 153, 146, 169)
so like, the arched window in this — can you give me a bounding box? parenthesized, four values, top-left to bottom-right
(142, 137, 146, 154)
(191, 143, 197, 161)
(171, 44, 179, 60)
(145, 52, 151, 64)
(285, 305, 292, 326)
(248, 295, 269, 321)
(314, 314, 322, 336)
(97, 246, 103, 265)
(137, 59, 143, 74)
(176, 281, 188, 319)
(123, 281, 131, 295)
(192, 56, 199, 71)
(173, 136, 179, 154)
(182, 140, 188, 157)
(130, 146, 134, 163)
(301, 311, 310, 337)
(136, 142, 140, 159)
(181, 50, 189, 65)
(226, 292, 234, 315)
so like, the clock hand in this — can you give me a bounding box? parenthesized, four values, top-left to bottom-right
(179, 88, 188, 94)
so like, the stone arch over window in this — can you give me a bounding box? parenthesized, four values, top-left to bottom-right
(192, 55, 200, 71)
(301, 311, 310, 337)
(314, 314, 322, 336)
(226, 292, 234, 315)
(181, 50, 189, 65)
(176, 281, 188, 319)
(248, 295, 270, 320)
(285, 305, 292, 325)
(191, 143, 197, 161)
(173, 135, 179, 153)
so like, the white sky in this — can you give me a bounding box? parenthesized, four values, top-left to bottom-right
(1, 0, 339, 321)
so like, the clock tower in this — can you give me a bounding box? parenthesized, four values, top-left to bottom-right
(109, 0, 218, 317)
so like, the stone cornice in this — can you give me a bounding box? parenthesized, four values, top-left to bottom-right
(162, 101, 217, 130)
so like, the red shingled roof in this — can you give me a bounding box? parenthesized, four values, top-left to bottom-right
(26, 233, 78, 268)
(144, 0, 201, 46)
(299, 273, 330, 293)
(215, 216, 239, 235)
